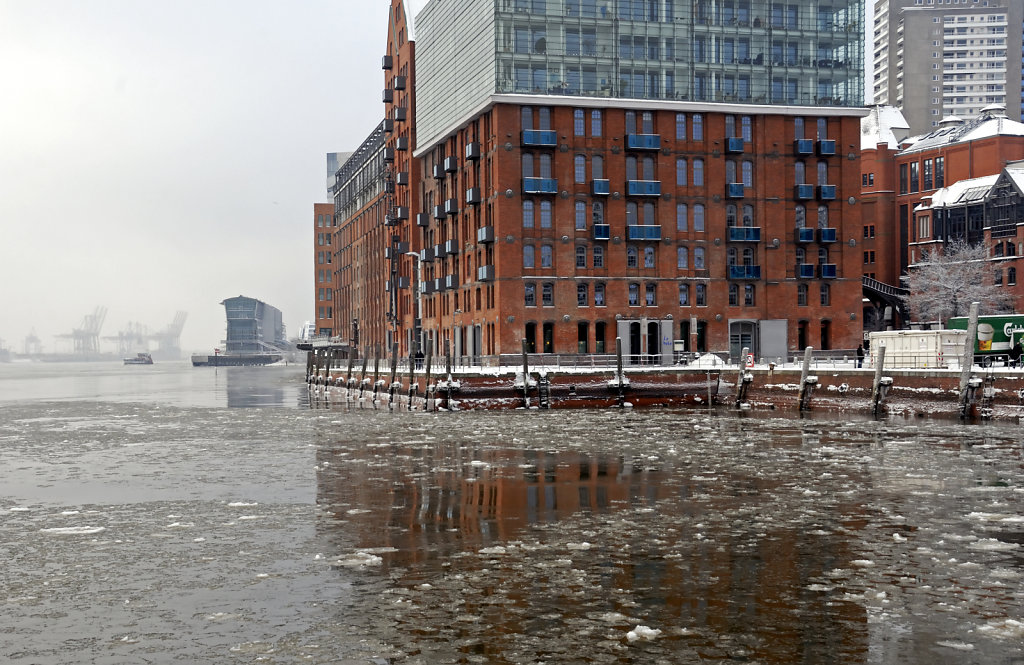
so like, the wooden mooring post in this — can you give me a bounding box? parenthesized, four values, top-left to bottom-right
(424, 344, 434, 412)
(958, 302, 981, 418)
(870, 345, 892, 415)
(388, 343, 399, 410)
(614, 337, 627, 407)
(407, 351, 416, 411)
(797, 346, 816, 411)
(521, 339, 531, 408)
(372, 344, 381, 403)
(359, 349, 369, 399)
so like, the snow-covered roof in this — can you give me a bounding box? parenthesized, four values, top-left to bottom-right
(1005, 163, 1024, 194)
(899, 108, 1024, 155)
(405, 0, 429, 42)
(861, 105, 910, 150)
(925, 174, 999, 208)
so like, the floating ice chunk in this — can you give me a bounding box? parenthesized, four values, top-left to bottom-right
(227, 502, 258, 507)
(40, 526, 105, 535)
(936, 641, 975, 651)
(479, 546, 507, 555)
(851, 559, 875, 567)
(334, 551, 383, 568)
(626, 625, 662, 642)
(893, 533, 907, 542)
(978, 618, 1024, 640)
(968, 538, 1019, 552)
(567, 542, 592, 550)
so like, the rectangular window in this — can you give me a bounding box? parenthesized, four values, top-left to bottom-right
(935, 156, 944, 188)
(676, 158, 687, 186)
(676, 203, 687, 231)
(645, 282, 656, 306)
(574, 108, 585, 136)
(675, 113, 686, 140)
(577, 283, 588, 306)
(693, 159, 704, 186)
(910, 161, 919, 193)
(591, 110, 602, 137)
(542, 282, 553, 306)
(899, 163, 908, 194)
(678, 283, 689, 306)
(628, 283, 639, 306)
(524, 283, 536, 306)
(696, 283, 706, 306)
(692, 114, 703, 140)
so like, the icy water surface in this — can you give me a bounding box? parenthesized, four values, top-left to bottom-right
(1, 362, 1022, 664)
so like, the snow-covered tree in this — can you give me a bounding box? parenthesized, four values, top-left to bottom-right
(901, 239, 1015, 322)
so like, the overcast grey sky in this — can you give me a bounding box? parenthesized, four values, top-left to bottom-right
(0, 1, 393, 354)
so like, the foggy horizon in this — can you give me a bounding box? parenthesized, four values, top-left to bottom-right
(0, 1, 392, 356)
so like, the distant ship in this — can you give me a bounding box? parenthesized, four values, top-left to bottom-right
(123, 352, 154, 365)
(192, 295, 289, 367)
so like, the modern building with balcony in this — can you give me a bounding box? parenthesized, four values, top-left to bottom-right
(331, 0, 869, 362)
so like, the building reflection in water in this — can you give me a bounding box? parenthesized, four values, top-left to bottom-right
(315, 417, 876, 663)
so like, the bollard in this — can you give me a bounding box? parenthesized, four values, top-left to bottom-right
(521, 338, 531, 408)
(959, 302, 981, 418)
(797, 346, 816, 411)
(870, 345, 892, 415)
(735, 346, 749, 407)
(408, 351, 415, 411)
(424, 345, 433, 412)
(388, 343, 399, 410)
(615, 337, 626, 407)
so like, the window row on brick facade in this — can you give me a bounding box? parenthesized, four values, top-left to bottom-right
(523, 280, 784, 308)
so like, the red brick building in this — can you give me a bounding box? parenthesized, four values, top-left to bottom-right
(313, 202, 335, 336)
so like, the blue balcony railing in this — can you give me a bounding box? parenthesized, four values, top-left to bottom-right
(726, 182, 745, 198)
(523, 177, 558, 194)
(592, 224, 611, 240)
(795, 183, 815, 200)
(522, 130, 557, 146)
(818, 184, 837, 200)
(819, 263, 837, 279)
(797, 263, 815, 279)
(728, 265, 762, 280)
(725, 137, 745, 153)
(627, 180, 661, 197)
(796, 227, 815, 243)
(625, 133, 661, 150)
(591, 179, 610, 196)
(627, 225, 662, 241)
(727, 226, 761, 242)
(818, 227, 837, 243)
(794, 139, 814, 155)
(817, 139, 837, 156)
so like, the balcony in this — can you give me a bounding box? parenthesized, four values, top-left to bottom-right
(794, 138, 815, 155)
(819, 263, 837, 279)
(728, 265, 762, 280)
(817, 185, 837, 200)
(393, 107, 407, 122)
(522, 129, 557, 147)
(466, 187, 481, 205)
(444, 155, 458, 172)
(794, 183, 815, 200)
(727, 226, 762, 242)
(465, 141, 481, 160)
(383, 118, 394, 133)
(444, 239, 459, 255)
(433, 204, 447, 220)
(627, 180, 661, 197)
(476, 225, 495, 244)
(625, 133, 661, 150)
(395, 171, 409, 185)
(419, 247, 435, 262)
(384, 180, 395, 194)
(444, 198, 459, 216)
(416, 212, 430, 227)
(725, 137, 745, 153)
(384, 242, 409, 259)
(477, 264, 495, 282)
(445, 274, 459, 290)
(434, 243, 444, 258)
(383, 147, 395, 162)
(627, 225, 662, 241)
(818, 227, 837, 243)
(393, 206, 409, 220)
(523, 177, 558, 194)
(817, 139, 837, 156)
(393, 75, 407, 90)
(797, 263, 816, 279)
(382, 55, 393, 70)
(795, 227, 815, 243)
(432, 163, 444, 179)
(592, 224, 611, 240)
(420, 280, 435, 295)
(591, 179, 610, 196)
(395, 136, 409, 151)
(726, 183, 745, 199)
(433, 277, 445, 293)
(382, 88, 394, 104)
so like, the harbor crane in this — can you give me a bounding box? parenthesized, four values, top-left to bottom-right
(147, 311, 187, 359)
(56, 306, 107, 355)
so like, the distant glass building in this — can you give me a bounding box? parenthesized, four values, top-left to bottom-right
(221, 296, 286, 354)
(415, 0, 865, 148)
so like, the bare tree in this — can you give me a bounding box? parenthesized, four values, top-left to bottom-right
(901, 239, 1015, 322)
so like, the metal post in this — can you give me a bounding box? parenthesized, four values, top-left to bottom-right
(735, 346, 748, 407)
(871, 345, 887, 415)
(615, 336, 625, 407)
(797, 346, 814, 410)
(388, 343, 398, 410)
(407, 351, 415, 410)
(521, 338, 530, 408)
(424, 344, 433, 412)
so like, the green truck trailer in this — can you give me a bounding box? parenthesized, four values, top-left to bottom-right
(946, 314, 1024, 364)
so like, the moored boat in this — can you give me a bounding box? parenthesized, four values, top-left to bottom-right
(124, 352, 154, 365)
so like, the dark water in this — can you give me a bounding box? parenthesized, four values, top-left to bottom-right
(1, 362, 1021, 664)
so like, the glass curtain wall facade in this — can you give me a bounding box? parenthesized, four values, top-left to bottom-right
(494, 0, 864, 106)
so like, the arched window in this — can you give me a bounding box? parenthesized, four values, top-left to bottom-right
(594, 282, 606, 306)
(693, 159, 704, 186)
(1009, 267, 1017, 285)
(744, 284, 755, 306)
(523, 244, 535, 268)
(540, 200, 552, 228)
(727, 247, 738, 265)
(816, 117, 827, 139)
(523, 200, 535, 228)
(626, 245, 638, 268)
(676, 158, 687, 186)
(726, 204, 737, 226)
(692, 113, 703, 140)
(628, 282, 640, 306)
(741, 116, 752, 142)
(796, 247, 805, 264)
(593, 244, 604, 268)
(694, 204, 705, 231)
(694, 246, 706, 269)
(795, 161, 806, 184)
(820, 283, 831, 306)
(592, 154, 604, 179)
(677, 246, 688, 269)
(645, 282, 657, 305)
(592, 201, 604, 224)
(540, 244, 553, 267)
(541, 282, 554, 306)
(794, 117, 805, 139)
(626, 156, 638, 181)
(725, 160, 737, 183)
(678, 283, 690, 306)
(817, 160, 828, 185)
(573, 108, 585, 136)
(642, 156, 655, 180)
(575, 201, 587, 229)
(644, 245, 655, 268)
(818, 247, 829, 264)
(576, 282, 589, 306)
(742, 204, 754, 226)
(539, 153, 552, 177)
(676, 203, 688, 231)
(742, 160, 753, 187)
(642, 202, 655, 225)
(524, 282, 536, 306)
(742, 247, 754, 265)
(574, 154, 586, 183)
(575, 245, 587, 268)
(729, 283, 739, 306)
(795, 204, 806, 228)
(797, 283, 808, 306)
(817, 205, 829, 228)
(626, 202, 638, 225)
(522, 153, 535, 178)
